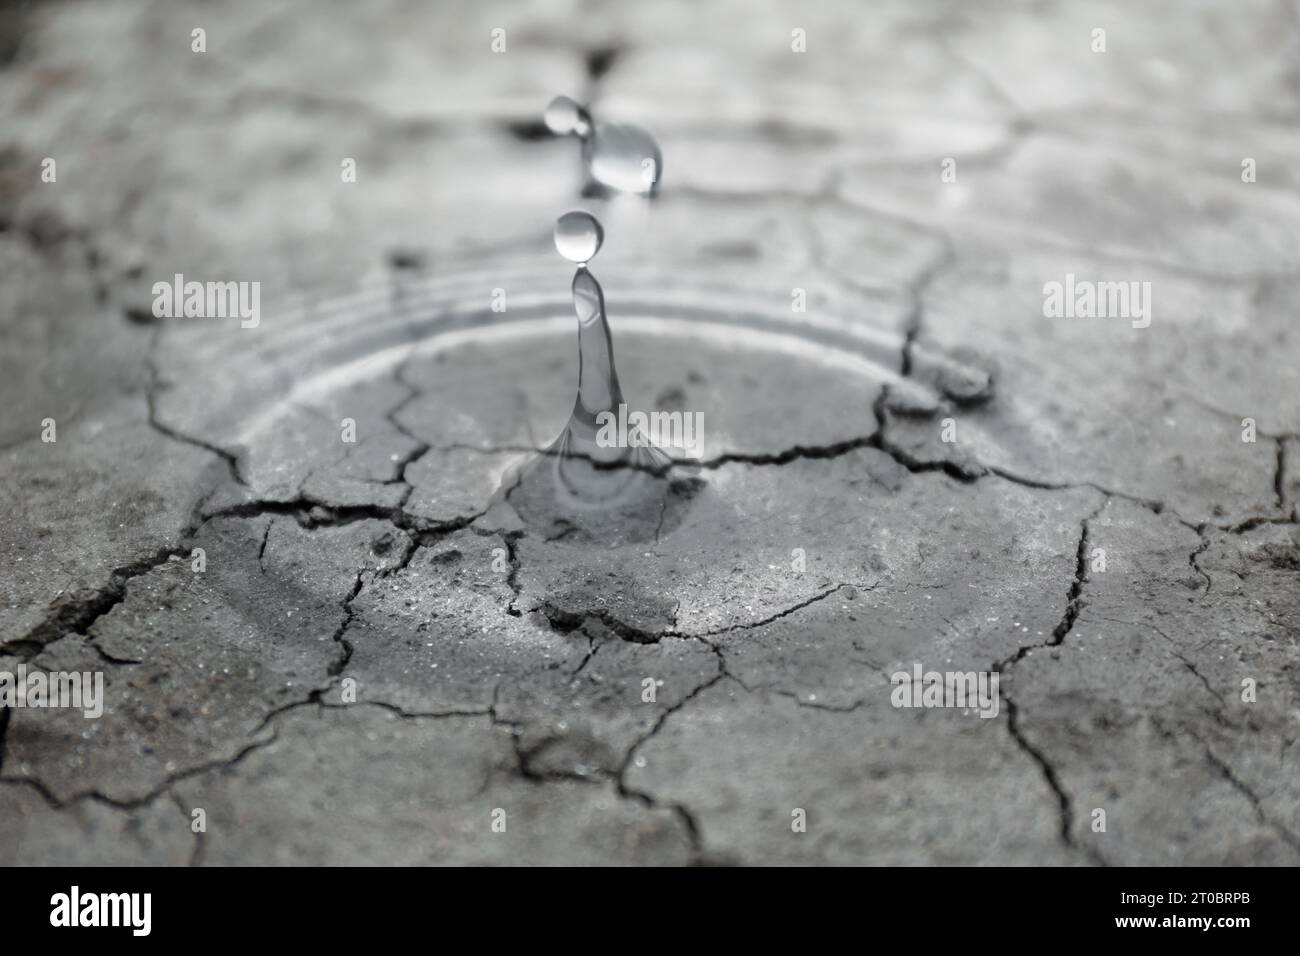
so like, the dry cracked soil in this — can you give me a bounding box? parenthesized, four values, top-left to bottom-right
(1, 0, 1298, 866)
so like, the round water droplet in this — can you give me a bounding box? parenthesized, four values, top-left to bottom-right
(544, 95, 588, 136)
(554, 210, 603, 263)
(587, 123, 662, 194)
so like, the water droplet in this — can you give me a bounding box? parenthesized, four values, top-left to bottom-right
(586, 122, 662, 195)
(544, 95, 590, 137)
(545, 96, 662, 196)
(554, 210, 603, 264)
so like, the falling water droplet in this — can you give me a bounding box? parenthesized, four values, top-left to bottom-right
(544, 95, 591, 137)
(587, 123, 662, 195)
(544, 96, 662, 196)
(554, 209, 604, 264)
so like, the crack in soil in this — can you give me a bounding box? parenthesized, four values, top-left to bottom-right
(1096, 616, 1230, 713)
(15, 280, 1292, 861)
(1, 544, 189, 659)
(614, 668, 728, 862)
(146, 353, 246, 486)
(685, 582, 876, 639)
(1188, 529, 1213, 594)
(1276, 438, 1288, 512)
(1182, 725, 1300, 854)
(1001, 692, 1105, 865)
(991, 496, 1109, 864)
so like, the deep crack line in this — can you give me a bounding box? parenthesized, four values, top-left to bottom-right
(145, 353, 246, 486)
(1188, 529, 1213, 594)
(5, 496, 481, 660)
(0, 719, 284, 814)
(989, 495, 1109, 864)
(403, 417, 1251, 543)
(3, 544, 188, 659)
(500, 533, 524, 617)
(614, 668, 729, 861)
(448, 435, 886, 473)
(327, 570, 366, 678)
(479, 676, 707, 856)
(1220, 514, 1300, 534)
(537, 603, 667, 644)
(202, 491, 491, 536)
(539, 582, 876, 648)
(3, 517, 411, 805)
(1276, 438, 1289, 512)
(0, 696, 489, 816)
(1050, 498, 1106, 646)
(1001, 692, 1104, 865)
(257, 519, 273, 574)
(681, 581, 877, 639)
(998, 496, 1109, 673)
(482, 682, 606, 787)
(320, 699, 493, 722)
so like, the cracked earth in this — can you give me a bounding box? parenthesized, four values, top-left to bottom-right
(2, 0, 1299, 865)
